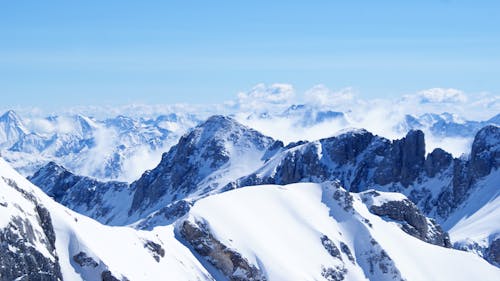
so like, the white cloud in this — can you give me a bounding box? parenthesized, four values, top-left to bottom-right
(303, 85, 355, 108)
(234, 83, 295, 111)
(416, 88, 467, 104)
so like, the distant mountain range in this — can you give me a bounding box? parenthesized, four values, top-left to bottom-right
(1, 111, 499, 280)
(25, 114, 499, 266)
(1, 108, 498, 182)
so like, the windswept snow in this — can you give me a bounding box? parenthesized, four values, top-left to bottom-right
(185, 182, 500, 281)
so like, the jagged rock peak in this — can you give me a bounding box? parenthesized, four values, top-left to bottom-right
(470, 125, 500, 178)
(473, 125, 500, 147)
(129, 115, 276, 216)
(0, 110, 24, 123)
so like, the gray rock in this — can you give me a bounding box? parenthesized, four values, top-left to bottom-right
(369, 199, 451, 247)
(29, 162, 130, 225)
(0, 178, 63, 281)
(375, 130, 425, 187)
(424, 148, 453, 177)
(73, 252, 99, 268)
(321, 265, 347, 281)
(129, 115, 276, 216)
(321, 235, 342, 260)
(470, 125, 500, 178)
(180, 220, 267, 281)
(487, 238, 500, 267)
(143, 240, 165, 262)
(339, 242, 355, 264)
(101, 270, 122, 281)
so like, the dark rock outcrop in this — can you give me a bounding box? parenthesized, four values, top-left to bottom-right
(144, 240, 165, 262)
(180, 220, 267, 281)
(339, 242, 355, 264)
(73, 252, 99, 268)
(129, 115, 276, 216)
(424, 148, 453, 177)
(487, 238, 500, 267)
(29, 162, 130, 224)
(470, 125, 500, 178)
(321, 265, 347, 281)
(321, 235, 343, 260)
(0, 178, 63, 281)
(375, 130, 425, 187)
(368, 198, 451, 247)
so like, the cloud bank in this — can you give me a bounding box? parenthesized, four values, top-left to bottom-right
(1, 83, 498, 181)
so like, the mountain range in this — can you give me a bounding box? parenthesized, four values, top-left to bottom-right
(0, 113, 492, 279)
(1, 108, 498, 182)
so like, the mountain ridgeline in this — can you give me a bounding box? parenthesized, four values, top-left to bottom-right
(28, 115, 500, 269)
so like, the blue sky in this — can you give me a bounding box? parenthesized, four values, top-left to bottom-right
(1, 0, 499, 108)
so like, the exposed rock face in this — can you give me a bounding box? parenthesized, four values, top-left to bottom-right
(29, 161, 130, 225)
(424, 148, 453, 177)
(363, 240, 404, 281)
(101, 270, 123, 281)
(321, 265, 347, 281)
(143, 240, 165, 262)
(274, 143, 326, 184)
(0, 217, 62, 281)
(470, 125, 500, 178)
(339, 242, 355, 264)
(321, 235, 343, 260)
(136, 200, 191, 230)
(232, 125, 499, 229)
(435, 126, 499, 220)
(0, 178, 63, 281)
(180, 220, 267, 281)
(129, 115, 276, 216)
(487, 239, 500, 267)
(233, 129, 428, 193)
(322, 130, 374, 165)
(73, 252, 99, 268)
(374, 130, 425, 187)
(369, 198, 451, 247)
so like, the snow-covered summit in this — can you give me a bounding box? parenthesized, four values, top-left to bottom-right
(128, 115, 278, 219)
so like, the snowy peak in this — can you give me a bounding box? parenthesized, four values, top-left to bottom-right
(281, 104, 347, 126)
(0, 110, 28, 146)
(129, 115, 276, 217)
(488, 113, 500, 124)
(397, 112, 500, 138)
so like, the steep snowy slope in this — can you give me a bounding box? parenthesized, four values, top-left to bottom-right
(129, 115, 278, 220)
(227, 124, 500, 265)
(3, 156, 499, 280)
(446, 169, 500, 266)
(28, 162, 133, 225)
(29, 115, 280, 226)
(28, 115, 500, 267)
(179, 182, 500, 281)
(0, 158, 212, 281)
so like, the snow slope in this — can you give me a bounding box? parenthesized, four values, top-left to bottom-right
(182, 182, 500, 281)
(0, 158, 211, 281)
(2, 155, 499, 280)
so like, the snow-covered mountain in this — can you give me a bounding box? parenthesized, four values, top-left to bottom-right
(28, 114, 500, 270)
(0, 110, 200, 181)
(229, 124, 500, 266)
(3, 157, 499, 280)
(30, 115, 279, 226)
(0, 158, 213, 280)
(1, 108, 498, 183)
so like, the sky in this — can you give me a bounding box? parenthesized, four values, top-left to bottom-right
(1, 0, 499, 109)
